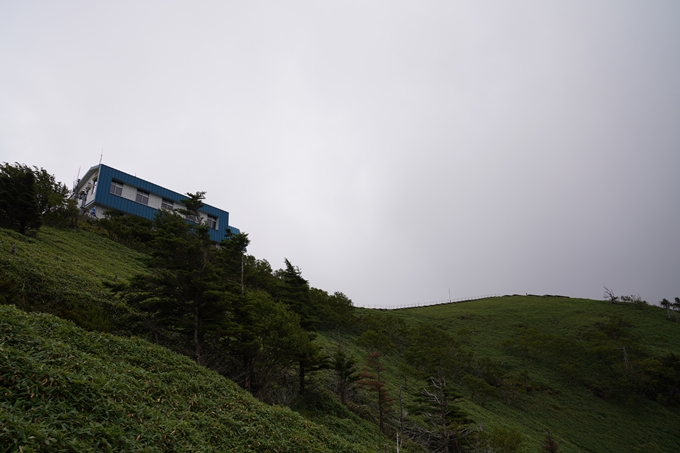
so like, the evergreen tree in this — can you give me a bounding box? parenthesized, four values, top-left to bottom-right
(295, 333, 328, 394)
(408, 377, 473, 453)
(0, 163, 42, 235)
(99, 209, 153, 246)
(661, 299, 672, 319)
(219, 232, 250, 295)
(358, 351, 393, 433)
(403, 324, 474, 452)
(243, 256, 278, 294)
(113, 210, 235, 366)
(237, 290, 311, 401)
(309, 288, 355, 329)
(331, 349, 360, 405)
(274, 259, 328, 393)
(276, 258, 315, 329)
(31, 166, 78, 227)
(179, 191, 206, 223)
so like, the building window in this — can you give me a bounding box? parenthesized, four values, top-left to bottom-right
(186, 214, 198, 223)
(135, 189, 150, 205)
(207, 215, 218, 230)
(161, 198, 174, 210)
(110, 180, 123, 196)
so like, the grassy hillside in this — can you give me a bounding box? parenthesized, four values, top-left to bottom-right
(2, 225, 679, 452)
(0, 225, 146, 331)
(0, 226, 398, 452)
(0, 304, 391, 452)
(342, 297, 680, 452)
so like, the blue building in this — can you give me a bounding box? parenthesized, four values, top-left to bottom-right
(74, 164, 239, 242)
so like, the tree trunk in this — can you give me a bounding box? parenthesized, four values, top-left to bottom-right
(244, 356, 252, 390)
(339, 382, 346, 405)
(377, 368, 384, 433)
(378, 392, 383, 433)
(240, 251, 245, 295)
(299, 362, 306, 394)
(194, 310, 202, 366)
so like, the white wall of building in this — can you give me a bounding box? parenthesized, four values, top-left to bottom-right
(147, 193, 162, 210)
(120, 184, 137, 202)
(104, 180, 215, 227)
(77, 170, 99, 208)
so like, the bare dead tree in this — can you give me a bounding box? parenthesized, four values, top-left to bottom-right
(603, 287, 618, 304)
(406, 377, 473, 453)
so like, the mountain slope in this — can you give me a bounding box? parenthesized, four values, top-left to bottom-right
(0, 225, 146, 331)
(0, 304, 387, 452)
(358, 296, 680, 452)
(2, 226, 679, 452)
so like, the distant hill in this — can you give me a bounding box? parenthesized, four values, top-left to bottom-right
(339, 295, 680, 452)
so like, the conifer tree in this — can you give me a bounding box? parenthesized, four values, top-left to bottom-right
(331, 349, 360, 405)
(113, 210, 235, 366)
(219, 232, 250, 294)
(358, 351, 393, 433)
(0, 163, 42, 235)
(274, 258, 328, 393)
(237, 290, 311, 400)
(179, 191, 206, 223)
(661, 299, 672, 319)
(276, 258, 315, 329)
(31, 166, 78, 227)
(403, 324, 474, 452)
(409, 377, 473, 453)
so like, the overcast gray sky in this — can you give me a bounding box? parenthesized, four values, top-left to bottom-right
(1, 1, 679, 308)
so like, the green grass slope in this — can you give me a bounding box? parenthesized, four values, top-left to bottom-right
(371, 296, 680, 453)
(0, 304, 388, 452)
(0, 226, 395, 452)
(0, 226, 146, 331)
(3, 226, 679, 452)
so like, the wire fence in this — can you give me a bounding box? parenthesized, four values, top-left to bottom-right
(370, 294, 503, 310)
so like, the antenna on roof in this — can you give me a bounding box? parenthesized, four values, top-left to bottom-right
(99, 149, 103, 165)
(73, 167, 81, 192)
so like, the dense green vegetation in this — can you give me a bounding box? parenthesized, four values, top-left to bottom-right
(0, 304, 388, 452)
(0, 163, 78, 235)
(1, 162, 679, 452)
(3, 223, 680, 452)
(351, 297, 680, 452)
(0, 225, 145, 332)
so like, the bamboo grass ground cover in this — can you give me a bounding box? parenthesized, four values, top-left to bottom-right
(0, 305, 386, 452)
(0, 226, 146, 331)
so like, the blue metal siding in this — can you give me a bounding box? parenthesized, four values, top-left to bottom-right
(93, 164, 239, 242)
